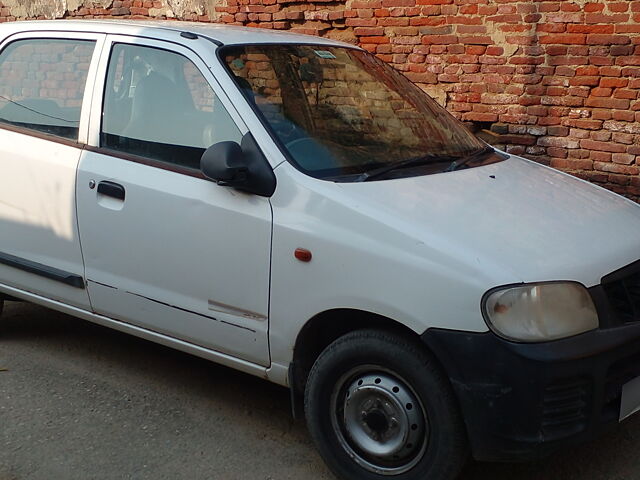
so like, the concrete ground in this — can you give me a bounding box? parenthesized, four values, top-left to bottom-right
(1, 301, 639, 480)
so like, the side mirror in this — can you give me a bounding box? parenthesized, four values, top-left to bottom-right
(200, 133, 276, 197)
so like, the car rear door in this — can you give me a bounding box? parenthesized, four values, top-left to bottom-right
(75, 35, 272, 366)
(0, 31, 104, 309)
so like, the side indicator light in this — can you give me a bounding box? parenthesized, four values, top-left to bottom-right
(295, 248, 312, 262)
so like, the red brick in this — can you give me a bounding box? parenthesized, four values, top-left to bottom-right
(587, 34, 631, 45)
(539, 34, 586, 45)
(564, 118, 604, 129)
(616, 57, 640, 67)
(591, 87, 613, 97)
(600, 77, 628, 87)
(592, 109, 614, 120)
(539, 2, 561, 13)
(585, 13, 630, 23)
(539, 116, 563, 125)
(421, 34, 458, 44)
(609, 2, 630, 13)
(595, 162, 639, 175)
(354, 27, 385, 36)
(404, 71, 437, 83)
(611, 45, 635, 56)
(538, 136, 580, 148)
(616, 25, 640, 34)
(351, 0, 383, 7)
(360, 36, 390, 43)
(612, 132, 635, 144)
(591, 130, 612, 141)
(546, 12, 583, 23)
(576, 66, 600, 76)
(537, 23, 567, 33)
(379, 17, 410, 25)
(613, 110, 636, 122)
(599, 66, 622, 77)
(591, 151, 613, 162)
(567, 24, 614, 34)
(382, 0, 415, 6)
(581, 139, 627, 153)
(346, 18, 376, 26)
(622, 67, 640, 77)
(569, 76, 601, 86)
(551, 158, 593, 170)
(615, 89, 639, 100)
(561, 2, 581, 12)
(545, 45, 568, 56)
(466, 45, 486, 55)
(547, 147, 569, 158)
(462, 112, 499, 122)
(585, 97, 630, 109)
(568, 86, 590, 97)
(612, 153, 636, 164)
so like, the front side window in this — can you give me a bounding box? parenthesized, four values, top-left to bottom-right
(222, 45, 500, 181)
(0, 38, 95, 140)
(102, 43, 242, 170)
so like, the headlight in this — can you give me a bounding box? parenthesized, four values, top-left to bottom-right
(483, 282, 599, 342)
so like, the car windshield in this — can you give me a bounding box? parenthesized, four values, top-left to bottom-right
(221, 45, 497, 181)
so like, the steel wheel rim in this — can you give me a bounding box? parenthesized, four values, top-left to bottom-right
(330, 365, 429, 476)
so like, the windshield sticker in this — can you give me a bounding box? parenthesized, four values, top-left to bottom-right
(314, 50, 336, 59)
(231, 58, 245, 69)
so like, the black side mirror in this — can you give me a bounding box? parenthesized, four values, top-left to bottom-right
(200, 133, 276, 197)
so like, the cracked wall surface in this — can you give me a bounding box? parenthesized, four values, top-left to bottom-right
(0, 0, 213, 19)
(0, 0, 639, 199)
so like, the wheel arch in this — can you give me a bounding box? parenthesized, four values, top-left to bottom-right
(290, 308, 424, 396)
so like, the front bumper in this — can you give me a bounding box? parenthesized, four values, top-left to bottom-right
(422, 322, 640, 462)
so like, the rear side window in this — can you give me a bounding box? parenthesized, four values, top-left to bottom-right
(101, 43, 242, 171)
(0, 38, 95, 140)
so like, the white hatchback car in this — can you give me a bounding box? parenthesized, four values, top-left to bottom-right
(2, 19, 640, 480)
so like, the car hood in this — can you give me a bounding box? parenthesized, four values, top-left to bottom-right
(336, 155, 640, 288)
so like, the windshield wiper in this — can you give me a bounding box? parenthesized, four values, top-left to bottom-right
(444, 145, 495, 172)
(354, 154, 459, 182)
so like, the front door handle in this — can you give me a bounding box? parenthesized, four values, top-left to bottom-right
(97, 181, 125, 201)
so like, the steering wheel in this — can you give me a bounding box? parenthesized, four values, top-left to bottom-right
(284, 136, 316, 150)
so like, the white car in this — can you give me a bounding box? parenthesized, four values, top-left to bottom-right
(1, 19, 640, 480)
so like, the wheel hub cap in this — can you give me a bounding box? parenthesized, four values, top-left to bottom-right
(333, 370, 428, 475)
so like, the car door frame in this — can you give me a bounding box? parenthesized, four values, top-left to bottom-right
(0, 29, 106, 145)
(0, 29, 105, 309)
(79, 33, 275, 368)
(86, 33, 251, 151)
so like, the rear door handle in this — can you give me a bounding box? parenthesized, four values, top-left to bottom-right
(97, 181, 125, 201)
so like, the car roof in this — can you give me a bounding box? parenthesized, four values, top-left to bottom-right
(0, 19, 357, 48)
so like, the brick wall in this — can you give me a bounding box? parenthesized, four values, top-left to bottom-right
(0, 0, 639, 199)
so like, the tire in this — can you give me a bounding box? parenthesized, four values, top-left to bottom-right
(304, 329, 467, 480)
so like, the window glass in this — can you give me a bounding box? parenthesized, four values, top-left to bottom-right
(0, 38, 95, 140)
(102, 44, 242, 170)
(223, 45, 495, 181)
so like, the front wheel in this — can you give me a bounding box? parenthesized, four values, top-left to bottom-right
(304, 329, 467, 480)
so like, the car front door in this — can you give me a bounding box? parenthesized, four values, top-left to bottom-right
(75, 36, 272, 366)
(0, 31, 104, 309)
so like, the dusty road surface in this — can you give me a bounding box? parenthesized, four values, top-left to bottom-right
(1, 301, 640, 480)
